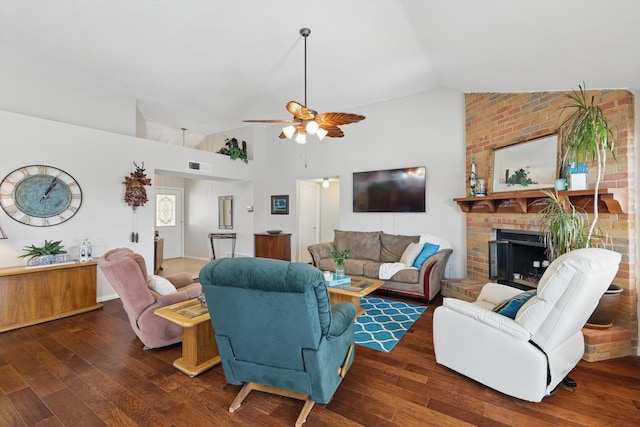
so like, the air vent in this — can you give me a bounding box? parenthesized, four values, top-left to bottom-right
(188, 161, 212, 173)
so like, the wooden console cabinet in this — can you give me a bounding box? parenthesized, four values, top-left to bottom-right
(0, 261, 101, 333)
(254, 233, 291, 261)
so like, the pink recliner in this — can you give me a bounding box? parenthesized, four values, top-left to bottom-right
(99, 248, 202, 349)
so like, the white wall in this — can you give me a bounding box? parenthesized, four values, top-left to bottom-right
(260, 89, 467, 278)
(0, 110, 260, 301)
(0, 45, 137, 137)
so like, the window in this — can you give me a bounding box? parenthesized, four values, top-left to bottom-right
(156, 194, 176, 227)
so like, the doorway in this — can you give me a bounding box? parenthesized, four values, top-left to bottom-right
(155, 186, 184, 259)
(297, 178, 340, 263)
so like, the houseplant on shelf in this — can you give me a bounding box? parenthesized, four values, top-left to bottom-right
(331, 248, 350, 278)
(18, 239, 69, 266)
(539, 83, 621, 328)
(217, 137, 248, 163)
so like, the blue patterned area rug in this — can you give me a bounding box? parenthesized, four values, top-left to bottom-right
(354, 296, 427, 352)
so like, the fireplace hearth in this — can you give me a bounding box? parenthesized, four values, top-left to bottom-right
(488, 229, 550, 290)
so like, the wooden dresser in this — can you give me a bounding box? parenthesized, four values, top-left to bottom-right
(0, 261, 101, 333)
(254, 233, 291, 261)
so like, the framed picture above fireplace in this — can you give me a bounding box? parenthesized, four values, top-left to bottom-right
(491, 134, 559, 193)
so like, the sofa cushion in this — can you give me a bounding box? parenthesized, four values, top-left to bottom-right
(390, 267, 420, 283)
(317, 258, 335, 272)
(334, 230, 381, 261)
(363, 261, 383, 279)
(400, 242, 423, 266)
(413, 242, 440, 269)
(343, 259, 366, 276)
(380, 233, 420, 262)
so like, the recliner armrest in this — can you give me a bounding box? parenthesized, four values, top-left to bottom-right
(328, 302, 356, 337)
(167, 272, 195, 288)
(442, 298, 531, 340)
(155, 287, 201, 307)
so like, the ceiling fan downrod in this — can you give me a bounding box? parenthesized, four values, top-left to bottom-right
(300, 27, 310, 107)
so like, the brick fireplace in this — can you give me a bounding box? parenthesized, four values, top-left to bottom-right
(461, 90, 637, 360)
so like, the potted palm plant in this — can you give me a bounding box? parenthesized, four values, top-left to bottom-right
(538, 83, 621, 328)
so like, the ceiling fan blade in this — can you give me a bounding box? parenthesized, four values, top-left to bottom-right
(315, 112, 366, 127)
(319, 125, 345, 138)
(243, 119, 301, 123)
(286, 101, 317, 120)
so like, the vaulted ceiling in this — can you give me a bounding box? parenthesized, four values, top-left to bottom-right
(1, 0, 639, 143)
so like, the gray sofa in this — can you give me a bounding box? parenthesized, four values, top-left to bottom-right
(308, 230, 452, 301)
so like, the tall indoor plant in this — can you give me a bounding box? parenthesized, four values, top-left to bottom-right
(539, 83, 621, 327)
(557, 83, 615, 242)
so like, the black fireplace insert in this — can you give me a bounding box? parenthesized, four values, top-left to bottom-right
(488, 229, 551, 290)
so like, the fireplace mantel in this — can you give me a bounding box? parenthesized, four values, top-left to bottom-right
(454, 188, 627, 214)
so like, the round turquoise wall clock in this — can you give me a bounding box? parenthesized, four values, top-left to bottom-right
(0, 165, 83, 227)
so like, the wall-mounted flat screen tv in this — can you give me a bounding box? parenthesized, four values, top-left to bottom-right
(353, 166, 426, 212)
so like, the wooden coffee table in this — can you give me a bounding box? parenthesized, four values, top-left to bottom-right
(326, 276, 385, 316)
(154, 299, 221, 377)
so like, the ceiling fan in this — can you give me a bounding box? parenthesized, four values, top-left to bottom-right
(243, 28, 365, 144)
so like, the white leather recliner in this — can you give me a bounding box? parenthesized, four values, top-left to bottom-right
(433, 248, 621, 402)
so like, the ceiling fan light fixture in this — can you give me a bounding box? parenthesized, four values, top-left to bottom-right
(305, 120, 319, 135)
(316, 128, 328, 140)
(295, 133, 307, 144)
(282, 125, 296, 139)
(243, 27, 365, 141)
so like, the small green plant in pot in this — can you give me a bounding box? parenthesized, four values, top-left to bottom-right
(18, 239, 67, 265)
(217, 137, 248, 163)
(331, 248, 350, 278)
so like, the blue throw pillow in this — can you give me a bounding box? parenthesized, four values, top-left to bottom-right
(412, 242, 440, 269)
(492, 289, 537, 319)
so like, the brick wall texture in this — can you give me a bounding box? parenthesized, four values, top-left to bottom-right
(464, 90, 637, 357)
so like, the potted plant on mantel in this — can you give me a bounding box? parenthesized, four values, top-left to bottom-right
(538, 83, 621, 328)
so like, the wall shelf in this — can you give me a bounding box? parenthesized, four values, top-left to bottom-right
(454, 188, 627, 214)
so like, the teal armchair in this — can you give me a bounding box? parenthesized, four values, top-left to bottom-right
(199, 257, 356, 426)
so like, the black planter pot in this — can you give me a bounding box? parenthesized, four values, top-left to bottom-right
(585, 284, 623, 329)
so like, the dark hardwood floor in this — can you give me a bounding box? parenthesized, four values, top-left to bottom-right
(1, 293, 639, 426)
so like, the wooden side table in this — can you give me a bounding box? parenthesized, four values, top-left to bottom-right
(154, 299, 221, 377)
(327, 276, 385, 316)
(254, 233, 291, 261)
